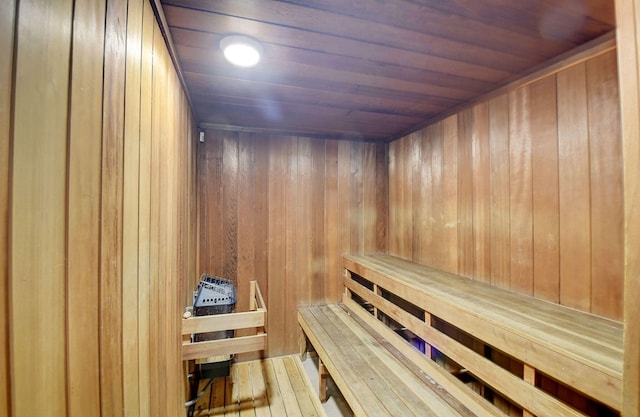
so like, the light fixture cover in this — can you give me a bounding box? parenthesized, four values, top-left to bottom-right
(220, 35, 263, 68)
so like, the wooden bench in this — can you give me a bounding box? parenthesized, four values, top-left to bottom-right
(299, 254, 623, 417)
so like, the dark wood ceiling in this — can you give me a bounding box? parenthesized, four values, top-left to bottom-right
(160, 0, 615, 141)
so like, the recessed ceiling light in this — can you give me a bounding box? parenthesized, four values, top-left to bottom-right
(220, 35, 263, 68)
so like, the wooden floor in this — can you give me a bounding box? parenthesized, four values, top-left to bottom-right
(191, 356, 327, 417)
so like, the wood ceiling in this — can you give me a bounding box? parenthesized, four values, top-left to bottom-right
(160, 0, 615, 141)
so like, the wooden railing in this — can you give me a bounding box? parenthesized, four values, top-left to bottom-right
(181, 280, 267, 360)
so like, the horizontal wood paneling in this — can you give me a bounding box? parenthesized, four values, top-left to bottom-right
(1, 1, 198, 416)
(389, 49, 623, 321)
(197, 132, 388, 357)
(159, 0, 615, 139)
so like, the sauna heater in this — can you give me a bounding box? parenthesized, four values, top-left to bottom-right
(185, 274, 236, 414)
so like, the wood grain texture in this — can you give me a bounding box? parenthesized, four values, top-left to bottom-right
(488, 94, 511, 290)
(0, 0, 15, 415)
(388, 47, 622, 322)
(122, 0, 144, 414)
(10, 1, 73, 416)
(508, 86, 533, 295)
(586, 51, 624, 320)
(66, 0, 106, 415)
(558, 63, 592, 312)
(4, 1, 198, 414)
(159, 0, 615, 139)
(530, 76, 560, 303)
(614, 0, 640, 414)
(198, 132, 387, 356)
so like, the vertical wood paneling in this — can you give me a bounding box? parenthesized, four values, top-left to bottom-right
(457, 109, 475, 277)
(530, 76, 560, 303)
(615, 0, 640, 413)
(0, 0, 14, 414)
(587, 51, 624, 320)
(417, 129, 431, 265)
(198, 132, 387, 355)
(137, 3, 155, 414)
(100, 0, 127, 414)
(411, 132, 424, 262)
(389, 49, 622, 322)
(284, 136, 299, 354)
(375, 142, 388, 253)
(489, 94, 511, 290)
(223, 133, 239, 281)
(10, 1, 73, 416)
(66, 0, 106, 415)
(558, 63, 592, 311)
(472, 102, 491, 283)
(266, 136, 287, 357)
(238, 132, 256, 318)
(442, 116, 459, 274)
(427, 124, 443, 269)
(122, 0, 143, 414)
(325, 140, 340, 302)
(3, 1, 198, 415)
(508, 87, 533, 294)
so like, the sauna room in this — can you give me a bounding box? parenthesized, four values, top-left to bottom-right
(1, 0, 639, 416)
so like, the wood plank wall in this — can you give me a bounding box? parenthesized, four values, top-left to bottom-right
(197, 132, 388, 357)
(0, 1, 198, 416)
(389, 49, 623, 322)
(614, 0, 640, 415)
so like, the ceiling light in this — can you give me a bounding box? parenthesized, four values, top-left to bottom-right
(220, 35, 263, 68)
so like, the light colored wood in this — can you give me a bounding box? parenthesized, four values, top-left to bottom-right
(318, 359, 329, 402)
(339, 299, 502, 417)
(262, 357, 288, 417)
(65, 0, 106, 415)
(0, 0, 13, 414)
(301, 303, 496, 417)
(248, 361, 272, 417)
(272, 355, 304, 417)
(344, 254, 623, 410)
(10, 1, 73, 416)
(4, 0, 198, 414)
(100, 0, 128, 415)
(615, 0, 640, 414)
(343, 278, 585, 417)
(137, 3, 155, 415)
(182, 334, 267, 360)
(183, 311, 265, 334)
(122, 0, 144, 414)
(522, 365, 536, 417)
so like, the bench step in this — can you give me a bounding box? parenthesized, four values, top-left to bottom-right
(344, 254, 623, 412)
(299, 304, 492, 417)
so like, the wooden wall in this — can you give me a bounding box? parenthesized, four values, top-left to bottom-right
(615, 0, 640, 415)
(0, 1, 198, 416)
(389, 48, 624, 322)
(197, 131, 387, 357)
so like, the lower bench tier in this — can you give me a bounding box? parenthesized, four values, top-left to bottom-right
(299, 303, 502, 417)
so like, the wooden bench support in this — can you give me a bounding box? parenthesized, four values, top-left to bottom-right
(343, 254, 623, 413)
(318, 359, 329, 403)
